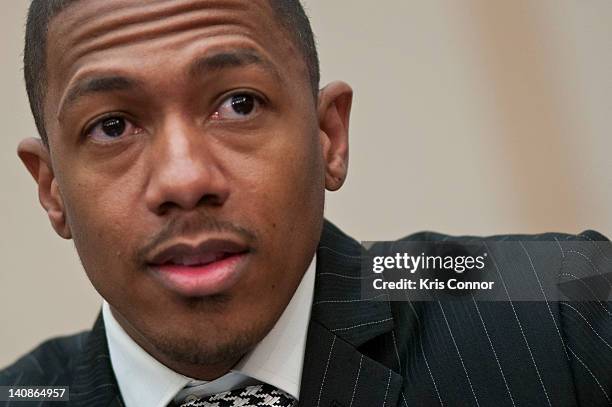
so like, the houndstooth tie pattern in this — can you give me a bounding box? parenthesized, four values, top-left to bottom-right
(178, 383, 297, 407)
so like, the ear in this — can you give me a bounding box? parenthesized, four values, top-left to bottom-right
(318, 81, 353, 191)
(17, 138, 72, 239)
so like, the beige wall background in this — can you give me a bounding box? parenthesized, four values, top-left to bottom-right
(0, 1, 610, 367)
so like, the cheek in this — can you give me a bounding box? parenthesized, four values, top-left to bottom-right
(227, 131, 324, 314)
(248, 126, 321, 197)
(244, 126, 324, 253)
(57, 160, 145, 284)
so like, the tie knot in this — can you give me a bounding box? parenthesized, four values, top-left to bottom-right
(178, 383, 297, 407)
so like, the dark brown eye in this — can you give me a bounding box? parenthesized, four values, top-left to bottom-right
(230, 95, 255, 115)
(101, 117, 126, 138)
(211, 93, 262, 121)
(86, 116, 141, 142)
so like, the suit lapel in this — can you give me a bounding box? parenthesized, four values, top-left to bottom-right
(299, 220, 403, 407)
(69, 313, 123, 407)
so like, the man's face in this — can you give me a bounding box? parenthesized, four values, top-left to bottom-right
(23, 0, 351, 378)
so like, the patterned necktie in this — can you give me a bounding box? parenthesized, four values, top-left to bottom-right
(178, 383, 297, 407)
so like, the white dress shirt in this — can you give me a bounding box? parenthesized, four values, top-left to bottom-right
(102, 255, 316, 407)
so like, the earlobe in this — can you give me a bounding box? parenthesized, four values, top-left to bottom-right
(17, 138, 72, 239)
(318, 81, 353, 192)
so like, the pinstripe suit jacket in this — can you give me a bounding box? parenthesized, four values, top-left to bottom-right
(1, 220, 611, 406)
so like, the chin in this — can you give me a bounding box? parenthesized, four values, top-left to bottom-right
(148, 319, 262, 367)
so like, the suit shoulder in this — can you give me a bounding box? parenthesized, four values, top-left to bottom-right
(0, 330, 89, 385)
(398, 229, 610, 243)
(391, 229, 610, 291)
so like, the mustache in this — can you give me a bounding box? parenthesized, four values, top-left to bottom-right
(136, 212, 257, 264)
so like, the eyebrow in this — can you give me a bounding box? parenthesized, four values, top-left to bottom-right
(58, 76, 141, 119)
(189, 49, 282, 82)
(57, 50, 282, 120)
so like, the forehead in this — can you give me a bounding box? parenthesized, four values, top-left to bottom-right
(45, 0, 301, 107)
(49, 0, 282, 54)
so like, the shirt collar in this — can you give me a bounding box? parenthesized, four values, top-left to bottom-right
(103, 254, 316, 407)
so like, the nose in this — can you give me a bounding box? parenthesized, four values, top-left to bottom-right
(145, 120, 230, 215)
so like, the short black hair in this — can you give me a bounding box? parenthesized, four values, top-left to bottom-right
(24, 0, 320, 145)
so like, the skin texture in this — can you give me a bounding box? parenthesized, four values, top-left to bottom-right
(18, 0, 352, 380)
